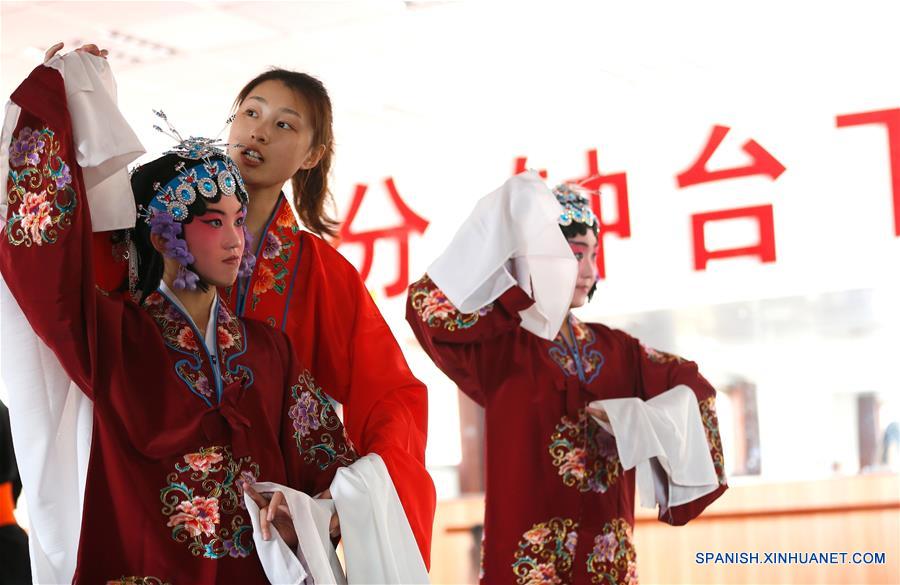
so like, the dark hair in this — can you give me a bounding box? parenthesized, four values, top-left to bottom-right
(559, 220, 599, 241)
(233, 68, 339, 238)
(560, 220, 600, 300)
(130, 153, 248, 302)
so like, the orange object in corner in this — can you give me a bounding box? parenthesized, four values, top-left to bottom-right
(0, 481, 16, 526)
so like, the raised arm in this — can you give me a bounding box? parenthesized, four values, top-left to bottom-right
(0, 65, 104, 399)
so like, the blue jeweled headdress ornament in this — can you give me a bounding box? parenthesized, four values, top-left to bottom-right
(141, 110, 247, 222)
(554, 184, 597, 228)
(128, 111, 256, 293)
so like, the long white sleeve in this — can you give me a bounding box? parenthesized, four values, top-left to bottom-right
(426, 171, 577, 340)
(0, 55, 142, 584)
(331, 454, 429, 584)
(245, 454, 429, 585)
(589, 385, 719, 513)
(47, 51, 145, 231)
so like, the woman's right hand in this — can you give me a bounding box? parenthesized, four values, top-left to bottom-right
(44, 42, 108, 64)
(244, 483, 299, 549)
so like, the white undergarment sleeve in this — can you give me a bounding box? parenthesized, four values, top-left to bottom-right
(589, 385, 719, 512)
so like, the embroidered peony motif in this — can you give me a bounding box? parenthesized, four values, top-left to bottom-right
(522, 563, 562, 585)
(275, 203, 296, 228)
(176, 326, 199, 351)
(549, 410, 621, 493)
(240, 198, 298, 315)
(9, 126, 46, 167)
(289, 389, 321, 438)
(586, 518, 638, 585)
(217, 325, 236, 350)
(252, 263, 277, 295)
(289, 370, 358, 470)
(160, 445, 258, 559)
(166, 496, 220, 538)
(262, 232, 283, 260)
(6, 126, 76, 247)
(523, 526, 552, 546)
(19, 190, 54, 243)
(409, 275, 493, 331)
(183, 450, 224, 473)
(512, 517, 578, 585)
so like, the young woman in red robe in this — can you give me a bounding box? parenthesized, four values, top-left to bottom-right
(406, 176, 728, 584)
(221, 69, 435, 564)
(0, 63, 356, 583)
(45, 44, 436, 565)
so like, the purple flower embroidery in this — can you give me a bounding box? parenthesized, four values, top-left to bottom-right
(262, 232, 282, 260)
(565, 531, 578, 556)
(239, 226, 256, 278)
(54, 162, 72, 190)
(195, 374, 213, 397)
(592, 532, 618, 563)
(289, 391, 321, 437)
(234, 469, 259, 508)
(163, 303, 183, 322)
(239, 469, 257, 488)
(217, 303, 232, 324)
(223, 538, 249, 558)
(9, 127, 46, 168)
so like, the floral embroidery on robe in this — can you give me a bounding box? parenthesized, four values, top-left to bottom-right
(585, 518, 638, 585)
(6, 126, 75, 246)
(289, 370, 359, 470)
(243, 203, 298, 311)
(511, 517, 578, 585)
(409, 275, 494, 332)
(159, 445, 259, 559)
(142, 293, 250, 405)
(549, 409, 622, 492)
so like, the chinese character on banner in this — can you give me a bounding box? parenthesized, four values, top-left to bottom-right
(338, 177, 429, 298)
(514, 149, 631, 279)
(836, 108, 900, 236)
(677, 125, 786, 271)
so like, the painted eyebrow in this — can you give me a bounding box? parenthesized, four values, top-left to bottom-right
(199, 208, 246, 217)
(246, 96, 302, 119)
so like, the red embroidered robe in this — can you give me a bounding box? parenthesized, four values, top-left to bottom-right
(222, 194, 436, 564)
(0, 65, 356, 584)
(406, 275, 728, 585)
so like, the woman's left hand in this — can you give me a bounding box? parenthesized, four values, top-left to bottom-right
(44, 42, 109, 64)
